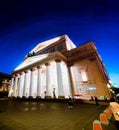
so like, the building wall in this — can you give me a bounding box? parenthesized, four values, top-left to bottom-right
(0, 73, 11, 98)
(71, 59, 110, 99)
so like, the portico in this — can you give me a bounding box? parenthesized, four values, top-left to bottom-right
(10, 52, 71, 99)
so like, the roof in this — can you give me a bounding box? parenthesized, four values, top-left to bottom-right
(14, 52, 67, 72)
(29, 34, 76, 54)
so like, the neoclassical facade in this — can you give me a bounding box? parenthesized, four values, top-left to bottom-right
(9, 34, 111, 99)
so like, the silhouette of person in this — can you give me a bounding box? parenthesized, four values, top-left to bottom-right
(94, 96, 99, 107)
(68, 96, 73, 108)
(104, 96, 108, 103)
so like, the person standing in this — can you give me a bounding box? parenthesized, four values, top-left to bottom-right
(94, 96, 99, 107)
(68, 96, 73, 108)
(104, 96, 108, 103)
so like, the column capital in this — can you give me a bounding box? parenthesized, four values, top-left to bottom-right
(37, 65, 42, 69)
(20, 72, 24, 75)
(55, 59, 61, 62)
(12, 75, 15, 78)
(30, 67, 37, 71)
(45, 63, 50, 66)
(67, 62, 73, 67)
(15, 73, 20, 77)
(24, 70, 29, 73)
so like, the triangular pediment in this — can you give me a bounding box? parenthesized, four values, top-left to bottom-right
(14, 52, 67, 72)
(29, 34, 76, 54)
(14, 54, 49, 71)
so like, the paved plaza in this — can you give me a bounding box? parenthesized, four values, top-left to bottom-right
(0, 99, 118, 130)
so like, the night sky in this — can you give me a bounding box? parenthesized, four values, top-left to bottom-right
(0, 0, 119, 87)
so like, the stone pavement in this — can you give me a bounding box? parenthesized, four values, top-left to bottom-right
(0, 99, 118, 130)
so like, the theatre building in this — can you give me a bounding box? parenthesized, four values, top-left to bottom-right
(8, 34, 111, 100)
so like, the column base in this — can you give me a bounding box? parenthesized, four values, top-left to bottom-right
(36, 96, 41, 99)
(58, 96, 65, 99)
(28, 96, 33, 99)
(45, 96, 51, 99)
(22, 96, 26, 99)
(53, 96, 56, 99)
(17, 96, 21, 99)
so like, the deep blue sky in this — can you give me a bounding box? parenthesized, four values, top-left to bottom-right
(0, 0, 119, 87)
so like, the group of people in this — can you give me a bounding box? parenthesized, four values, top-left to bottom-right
(67, 95, 109, 108)
(90, 95, 108, 107)
(90, 96, 99, 107)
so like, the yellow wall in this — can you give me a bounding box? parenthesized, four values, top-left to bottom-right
(72, 58, 110, 99)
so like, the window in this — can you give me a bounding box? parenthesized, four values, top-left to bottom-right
(51, 48, 55, 52)
(80, 67, 88, 82)
(58, 45, 63, 51)
(81, 70, 87, 81)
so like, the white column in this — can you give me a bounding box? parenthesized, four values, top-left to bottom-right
(18, 73, 22, 97)
(8, 75, 15, 97)
(22, 70, 29, 98)
(37, 66, 41, 98)
(29, 67, 37, 98)
(61, 64, 72, 98)
(55, 59, 64, 98)
(11, 77, 14, 88)
(18, 72, 24, 97)
(13, 75, 18, 97)
(19, 72, 25, 97)
(67, 65, 74, 97)
(45, 63, 51, 97)
(40, 65, 46, 98)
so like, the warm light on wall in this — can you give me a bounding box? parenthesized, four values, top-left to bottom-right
(81, 70, 88, 82)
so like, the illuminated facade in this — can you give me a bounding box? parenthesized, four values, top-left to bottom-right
(9, 35, 111, 100)
(0, 72, 11, 98)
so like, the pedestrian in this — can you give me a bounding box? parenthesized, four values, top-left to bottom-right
(94, 96, 99, 107)
(104, 96, 108, 103)
(68, 96, 73, 108)
(90, 96, 94, 101)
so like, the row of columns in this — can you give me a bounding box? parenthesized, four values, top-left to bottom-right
(9, 59, 72, 99)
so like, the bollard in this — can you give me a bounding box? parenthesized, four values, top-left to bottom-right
(93, 120, 103, 130)
(103, 109, 111, 120)
(106, 108, 112, 119)
(108, 107, 113, 114)
(100, 113, 109, 125)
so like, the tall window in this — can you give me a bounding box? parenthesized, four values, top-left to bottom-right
(80, 67, 88, 82)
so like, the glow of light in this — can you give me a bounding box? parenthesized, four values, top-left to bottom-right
(109, 80, 112, 84)
(87, 87, 96, 90)
(113, 83, 117, 87)
(107, 83, 111, 88)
